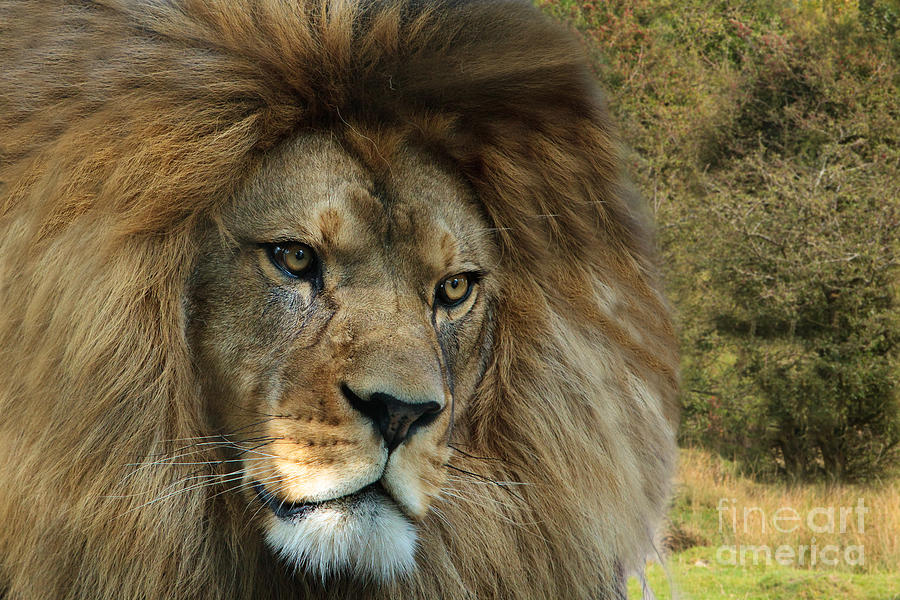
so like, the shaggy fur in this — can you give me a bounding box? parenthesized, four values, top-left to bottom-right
(0, 1, 679, 599)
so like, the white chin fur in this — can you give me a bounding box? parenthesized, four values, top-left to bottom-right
(264, 496, 417, 582)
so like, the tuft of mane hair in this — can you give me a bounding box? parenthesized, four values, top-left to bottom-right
(0, 1, 679, 599)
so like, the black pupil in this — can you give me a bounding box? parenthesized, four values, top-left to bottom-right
(291, 248, 304, 263)
(449, 278, 460, 289)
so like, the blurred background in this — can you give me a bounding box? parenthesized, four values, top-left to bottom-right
(537, 1, 900, 597)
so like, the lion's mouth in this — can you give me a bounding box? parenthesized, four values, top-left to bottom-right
(252, 480, 386, 520)
(254, 476, 418, 580)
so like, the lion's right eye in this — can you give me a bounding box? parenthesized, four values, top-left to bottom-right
(436, 273, 473, 307)
(266, 242, 317, 278)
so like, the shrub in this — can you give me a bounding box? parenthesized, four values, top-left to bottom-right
(540, 0, 900, 481)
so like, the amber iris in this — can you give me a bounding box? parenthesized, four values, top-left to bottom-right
(269, 242, 315, 277)
(437, 274, 471, 306)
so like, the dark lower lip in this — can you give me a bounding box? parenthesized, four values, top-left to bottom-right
(252, 481, 382, 520)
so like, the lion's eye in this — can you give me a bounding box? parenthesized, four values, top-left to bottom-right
(436, 273, 472, 306)
(267, 242, 316, 278)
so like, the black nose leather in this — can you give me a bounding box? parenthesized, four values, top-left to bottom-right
(342, 384, 443, 451)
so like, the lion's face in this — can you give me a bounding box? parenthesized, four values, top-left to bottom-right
(186, 134, 497, 581)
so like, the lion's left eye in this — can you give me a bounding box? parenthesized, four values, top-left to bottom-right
(436, 273, 473, 307)
(266, 242, 316, 278)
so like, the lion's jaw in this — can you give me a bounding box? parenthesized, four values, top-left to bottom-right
(186, 134, 497, 582)
(263, 482, 417, 581)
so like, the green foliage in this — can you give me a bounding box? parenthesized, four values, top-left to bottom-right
(859, 0, 900, 43)
(538, 0, 900, 481)
(686, 162, 900, 481)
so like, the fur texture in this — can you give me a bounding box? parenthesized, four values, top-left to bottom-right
(0, 1, 680, 599)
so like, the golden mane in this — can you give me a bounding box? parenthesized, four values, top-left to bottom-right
(0, 1, 679, 598)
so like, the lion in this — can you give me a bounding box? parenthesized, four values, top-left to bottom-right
(0, 0, 679, 598)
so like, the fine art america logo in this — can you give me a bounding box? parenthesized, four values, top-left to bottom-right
(716, 498, 868, 567)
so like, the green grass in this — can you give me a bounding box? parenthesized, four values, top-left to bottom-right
(668, 449, 900, 573)
(628, 546, 900, 600)
(626, 449, 900, 598)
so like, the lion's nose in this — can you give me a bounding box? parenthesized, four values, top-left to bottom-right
(341, 384, 443, 451)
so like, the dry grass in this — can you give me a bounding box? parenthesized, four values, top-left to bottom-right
(667, 448, 900, 573)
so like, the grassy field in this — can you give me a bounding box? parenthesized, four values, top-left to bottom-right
(671, 449, 899, 572)
(631, 449, 900, 598)
(628, 546, 900, 599)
